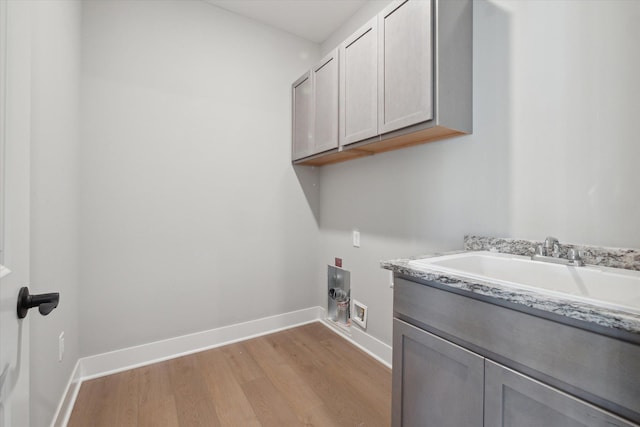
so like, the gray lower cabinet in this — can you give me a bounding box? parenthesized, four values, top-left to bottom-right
(393, 319, 638, 426)
(485, 360, 636, 427)
(392, 318, 484, 427)
(393, 277, 640, 426)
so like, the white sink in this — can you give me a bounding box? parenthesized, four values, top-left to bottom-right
(408, 251, 640, 314)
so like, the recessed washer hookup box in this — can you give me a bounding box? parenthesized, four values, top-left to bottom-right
(327, 265, 350, 323)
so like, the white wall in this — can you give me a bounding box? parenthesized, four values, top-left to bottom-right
(29, 0, 81, 425)
(79, 0, 320, 356)
(25, 2, 640, 418)
(320, 0, 390, 56)
(504, 0, 640, 245)
(318, 0, 640, 346)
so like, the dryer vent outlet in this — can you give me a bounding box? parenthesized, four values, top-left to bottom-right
(351, 300, 368, 329)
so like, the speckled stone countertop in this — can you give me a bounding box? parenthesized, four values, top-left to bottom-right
(381, 236, 640, 336)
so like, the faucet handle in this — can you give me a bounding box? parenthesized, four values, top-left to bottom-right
(543, 236, 560, 257)
(568, 248, 581, 261)
(567, 248, 585, 266)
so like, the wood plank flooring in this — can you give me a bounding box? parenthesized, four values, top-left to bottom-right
(68, 322, 392, 427)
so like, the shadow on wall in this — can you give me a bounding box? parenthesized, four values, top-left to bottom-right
(293, 164, 321, 225)
(295, 0, 515, 248)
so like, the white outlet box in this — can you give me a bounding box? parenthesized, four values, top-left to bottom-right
(352, 230, 360, 247)
(58, 331, 64, 362)
(351, 299, 367, 329)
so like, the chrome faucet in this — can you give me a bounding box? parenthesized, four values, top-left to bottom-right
(531, 236, 584, 266)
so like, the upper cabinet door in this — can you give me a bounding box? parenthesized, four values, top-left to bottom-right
(379, 0, 433, 134)
(292, 71, 312, 160)
(311, 50, 339, 155)
(339, 17, 378, 146)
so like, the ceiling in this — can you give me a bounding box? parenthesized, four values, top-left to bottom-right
(204, 0, 367, 43)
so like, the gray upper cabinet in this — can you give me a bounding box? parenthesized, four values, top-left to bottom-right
(292, 52, 339, 161)
(485, 360, 638, 427)
(378, 0, 433, 134)
(339, 17, 379, 146)
(293, 0, 472, 166)
(292, 71, 312, 160)
(312, 50, 339, 155)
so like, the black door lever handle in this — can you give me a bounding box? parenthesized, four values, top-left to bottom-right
(17, 286, 60, 319)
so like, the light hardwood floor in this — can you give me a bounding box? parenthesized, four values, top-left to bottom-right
(68, 322, 392, 426)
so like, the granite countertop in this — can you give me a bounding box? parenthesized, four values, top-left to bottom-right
(381, 236, 640, 336)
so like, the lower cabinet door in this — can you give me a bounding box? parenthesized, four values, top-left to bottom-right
(392, 319, 484, 427)
(484, 360, 639, 427)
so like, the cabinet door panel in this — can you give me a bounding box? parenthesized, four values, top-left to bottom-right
(392, 319, 484, 427)
(312, 51, 338, 154)
(292, 72, 312, 160)
(379, 0, 433, 134)
(339, 17, 378, 145)
(485, 360, 639, 427)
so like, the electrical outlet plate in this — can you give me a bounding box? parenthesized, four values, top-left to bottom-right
(351, 299, 367, 329)
(352, 230, 360, 247)
(59, 331, 64, 362)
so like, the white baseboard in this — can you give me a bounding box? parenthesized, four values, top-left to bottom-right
(50, 360, 82, 427)
(52, 305, 393, 426)
(319, 315, 392, 368)
(80, 306, 324, 381)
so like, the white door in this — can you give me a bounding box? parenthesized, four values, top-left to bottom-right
(0, 1, 32, 425)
